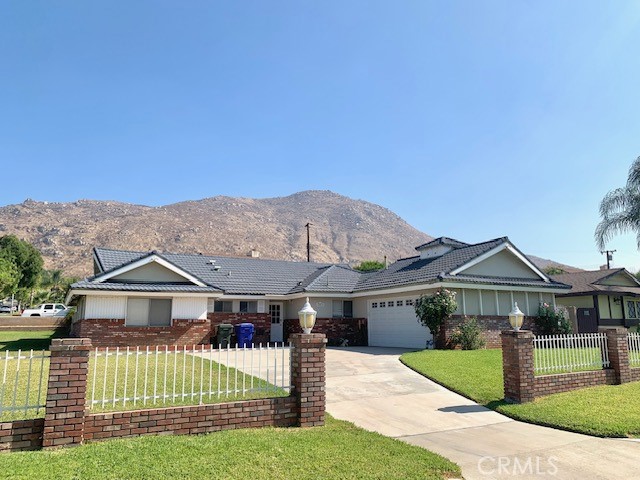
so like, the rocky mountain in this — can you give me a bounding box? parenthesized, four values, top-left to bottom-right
(0, 191, 433, 277)
(0, 190, 579, 278)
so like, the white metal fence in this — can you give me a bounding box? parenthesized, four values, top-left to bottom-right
(533, 333, 609, 374)
(0, 349, 50, 420)
(88, 343, 292, 412)
(629, 333, 640, 367)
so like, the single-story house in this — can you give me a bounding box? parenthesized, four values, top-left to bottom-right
(65, 236, 570, 348)
(552, 268, 640, 332)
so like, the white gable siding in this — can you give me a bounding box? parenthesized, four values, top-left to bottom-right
(461, 250, 540, 279)
(85, 296, 127, 319)
(172, 298, 207, 320)
(599, 272, 638, 287)
(111, 262, 191, 283)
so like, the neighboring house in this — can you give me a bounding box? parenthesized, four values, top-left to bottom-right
(65, 236, 570, 349)
(552, 269, 640, 332)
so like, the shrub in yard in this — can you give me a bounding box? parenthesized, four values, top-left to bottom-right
(415, 288, 457, 348)
(449, 317, 486, 350)
(535, 303, 572, 335)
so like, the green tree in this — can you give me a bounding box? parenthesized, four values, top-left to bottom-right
(543, 266, 566, 275)
(0, 256, 19, 297)
(595, 156, 640, 250)
(353, 260, 385, 272)
(0, 235, 44, 290)
(32, 269, 77, 304)
(414, 288, 457, 349)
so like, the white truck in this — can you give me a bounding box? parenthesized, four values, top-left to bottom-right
(22, 303, 67, 317)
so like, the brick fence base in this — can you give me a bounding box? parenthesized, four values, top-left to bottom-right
(1, 334, 327, 452)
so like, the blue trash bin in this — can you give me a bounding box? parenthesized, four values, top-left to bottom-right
(234, 323, 254, 347)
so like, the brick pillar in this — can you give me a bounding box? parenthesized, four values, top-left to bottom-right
(289, 333, 326, 427)
(501, 330, 535, 403)
(42, 338, 91, 448)
(602, 327, 631, 384)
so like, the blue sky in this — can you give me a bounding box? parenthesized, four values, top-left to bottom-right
(2, 1, 640, 271)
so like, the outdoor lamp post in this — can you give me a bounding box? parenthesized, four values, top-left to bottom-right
(298, 297, 317, 334)
(509, 303, 525, 331)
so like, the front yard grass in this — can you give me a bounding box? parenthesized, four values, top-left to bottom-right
(0, 415, 461, 480)
(0, 329, 65, 351)
(401, 349, 640, 438)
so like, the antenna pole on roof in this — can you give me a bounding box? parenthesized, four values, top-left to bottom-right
(305, 222, 313, 262)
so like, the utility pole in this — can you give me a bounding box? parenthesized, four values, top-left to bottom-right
(601, 250, 616, 269)
(305, 223, 312, 262)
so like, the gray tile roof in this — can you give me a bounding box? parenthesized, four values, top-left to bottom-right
(414, 237, 469, 251)
(551, 269, 640, 296)
(71, 281, 219, 293)
(78, 238, 569, 296)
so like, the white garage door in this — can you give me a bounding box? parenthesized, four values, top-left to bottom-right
(368, 299, 432, 349)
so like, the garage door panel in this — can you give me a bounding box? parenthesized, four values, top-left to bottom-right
(368, 302, 432, 349)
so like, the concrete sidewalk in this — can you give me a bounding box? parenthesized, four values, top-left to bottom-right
(325, 347, 639, 480)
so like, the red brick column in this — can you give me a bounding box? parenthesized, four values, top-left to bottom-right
(42, 338, 91, 448)
(501, 330, 535, 403)
(602, 327, 631, 384)
(289, 333, 326, 427)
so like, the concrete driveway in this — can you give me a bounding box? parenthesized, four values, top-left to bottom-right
(325, 347, 639, 480)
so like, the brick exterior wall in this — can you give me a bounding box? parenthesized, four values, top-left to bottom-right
(71, 319, 212, 347)
(84, 397, 297, 442)
(0, 335, 327, 451)
(290, 333, 326, 427)
(208, 313, 271, 345)
(284, 318, 367, 346)
(444, 315, 538, 349)
(631, 368, 640, 382)
(0, 419, 44, 452)
(43, 338, 91, 448)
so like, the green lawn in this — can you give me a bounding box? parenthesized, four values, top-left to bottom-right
(0, 330, 65, 351)
(0, 415, 460, 479)
(87, 350, 287, 414)
(401, 349, 640, 438)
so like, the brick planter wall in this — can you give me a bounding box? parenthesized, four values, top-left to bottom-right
(71, 319, 212, 347)
(208, 313, 271, 345)
(501, 327, 639, 403)
(84, 397, 297, 442)
(284, 318, 367, 346)
(0, 335, 326, 451)
(0, 419, 44, 452)
(444, 315, 538, 349)
(533, 369, 617, 397)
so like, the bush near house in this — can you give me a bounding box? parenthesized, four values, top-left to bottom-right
(449, 317, 486, 350)
(415, 288, 457, 348)
(534, 303, 572, 335)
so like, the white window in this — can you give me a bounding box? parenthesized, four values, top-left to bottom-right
(214, 301, 233, 313)
(239, 301, 257, 313)
(397, 300, 404, 307)
(332, 300, 353, 318)
(627, 300, 639, 319)
(372, 302, 378, 308)
(406, 299, 414, 306)
(379, 302, 386, 308)
(126, 298, 172, 327)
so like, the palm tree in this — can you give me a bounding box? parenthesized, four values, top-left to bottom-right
(595, 156, 640, 250)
